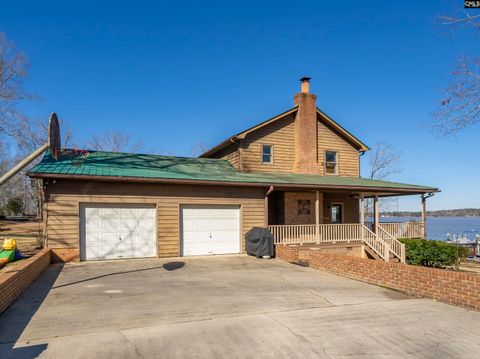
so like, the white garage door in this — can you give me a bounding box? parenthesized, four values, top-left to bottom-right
(181, 205, 240, 256)
(80, 204, 156, 260)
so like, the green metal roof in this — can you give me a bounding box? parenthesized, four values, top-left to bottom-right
(28, 150, 438, 193)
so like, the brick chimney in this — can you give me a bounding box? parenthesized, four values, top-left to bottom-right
(293, 77, 319, 174)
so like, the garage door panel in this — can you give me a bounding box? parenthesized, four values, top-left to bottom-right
(224, 219, 239, 229)
(101, 231, 121, 243)
(195, 218, 210, 229)
(85, 207, 101, 217)
(137, 219, 155, 229)
(135, 230, 155, 241)
(194, 230, 211, 241)
(137, 208, 156, 219)
(182, 229, 196, 241)
(213, 241, 238, 254)
(181, 205, 240, 256)
(81, 204, 156, 261)
(182, 218, 195, 229)
(102, 219, 121, 230)
(224, 208, 239, 217)
(210, 219, 225, 229)
(100, 207, 121, 218)
(122, 219, 138, 230)
(85, 245, 103, 260)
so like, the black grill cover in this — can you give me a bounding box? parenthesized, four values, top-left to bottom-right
(245, 227, 274, 258)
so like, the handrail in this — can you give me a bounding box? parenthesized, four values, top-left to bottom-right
(377, 226, 406, 263)
(361, 225, 389, 262)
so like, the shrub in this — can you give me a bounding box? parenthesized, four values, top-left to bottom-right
(400, 238, 470, 269)
(5, 198, 23, 216)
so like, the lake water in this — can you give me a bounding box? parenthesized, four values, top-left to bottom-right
(380, 216, 480, 241)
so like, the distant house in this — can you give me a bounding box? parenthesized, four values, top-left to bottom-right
(28, 78, 438, 262)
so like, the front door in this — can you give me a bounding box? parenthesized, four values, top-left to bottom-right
(331, 204, 343, 224)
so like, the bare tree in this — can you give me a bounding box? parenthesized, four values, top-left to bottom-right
(365, 142, 402, 218)
(0, 33, 31, 130)
(432, 11, 480, 136)
(0, 33, 74, 215)
(188, 142, 210, 157)
(86, 131, 143, 153)
(368, 142, 401, 180)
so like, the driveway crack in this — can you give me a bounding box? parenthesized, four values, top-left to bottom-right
(117, 330, 144, 358)
(265, 313, 332, 358)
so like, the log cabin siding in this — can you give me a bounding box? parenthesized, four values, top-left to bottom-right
(213, 113, 359, 176)
(317, 117, 360, 177)
(241, 113, 296, 173)
(44, 180, 265, 258)
(211, 143, 240, 169)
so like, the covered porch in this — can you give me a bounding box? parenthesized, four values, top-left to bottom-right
(265, 186, 435, 263)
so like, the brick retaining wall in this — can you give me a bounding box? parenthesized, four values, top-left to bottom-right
(276, 244, 480, 311)
(0, 249, 51, 314)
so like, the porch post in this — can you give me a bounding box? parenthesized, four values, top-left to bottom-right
(360, 193, 365, 241)
(315, 190, 320, 243)
(374, 194, 379, 234)
(359, 193, 365, 226)
(264, 186, 274, 227)
(421, 194, 427, 239)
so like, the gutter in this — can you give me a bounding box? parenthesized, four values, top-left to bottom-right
(28, 172, 440, 195)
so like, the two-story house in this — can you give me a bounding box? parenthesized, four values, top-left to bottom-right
(28, 78, 438, 263)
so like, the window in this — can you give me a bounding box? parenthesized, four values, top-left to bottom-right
(262, 145, 273, 164)
(325, 151, 338, 175)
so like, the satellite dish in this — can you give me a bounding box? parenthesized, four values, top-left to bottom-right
(48, 112, 61, 160)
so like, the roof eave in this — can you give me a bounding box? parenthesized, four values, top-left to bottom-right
(316, 108, 370, 151)
(199, 106, 299, 158)
(28, 172, 439, 195)
(198, 136, 239, 158)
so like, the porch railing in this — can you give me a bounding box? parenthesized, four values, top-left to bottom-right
(378, 222, 424, 239)
(268, 223, 391, 262)
(268, 223, 364, 245)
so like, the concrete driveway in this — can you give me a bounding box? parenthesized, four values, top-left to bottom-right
(1, 255, 480, 358)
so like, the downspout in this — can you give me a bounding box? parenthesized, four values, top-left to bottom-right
(358, 150, 366, 177)
(421, 192, 436, 239)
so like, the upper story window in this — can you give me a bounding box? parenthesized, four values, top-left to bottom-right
(262, 145, 273, 164)
(325, 151, 338, 175)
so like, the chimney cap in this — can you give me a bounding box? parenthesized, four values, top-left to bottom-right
(300, 76, 311, 83)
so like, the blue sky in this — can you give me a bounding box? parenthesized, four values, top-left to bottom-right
(1, 0, 479, 211)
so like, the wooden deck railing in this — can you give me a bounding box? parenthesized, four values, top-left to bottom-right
(365, 221, 424, 239)
(268, 223, 391, 262)
(268, 224, 364, 245)
(268, 224, 318, 245)
(379, 222, 424, 239)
